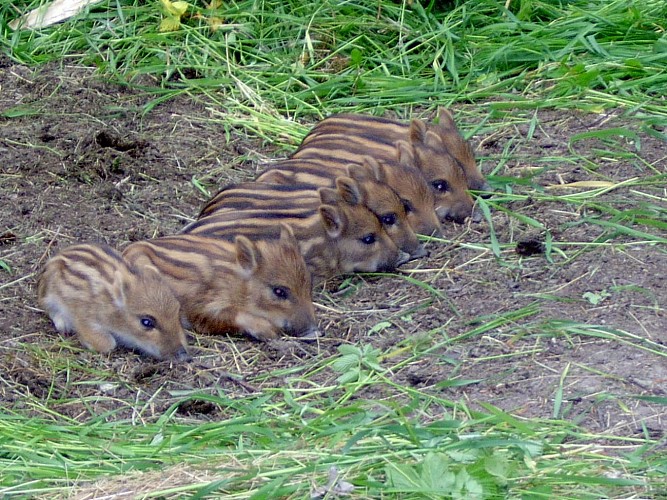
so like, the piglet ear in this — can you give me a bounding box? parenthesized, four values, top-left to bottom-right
(235, 236, 258, 276)
(335, 176, 363, 206)
(363, 156, 386, 184)
(278, 223, 298, 247)
(319, 205, 344, 239)
(348, 157, 383, 184)
(396, 140, 416, 168)
(424, 130, 444, 149)
(318, 187, 340, 206)
(436, 106, 456, 130)
(345, 162, 369, 182)
(110, 270, 127, 309)
(409, 118, 427, 143)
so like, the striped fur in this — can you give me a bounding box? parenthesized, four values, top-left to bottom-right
(292, 108, 487, 223)
(207, 164, 424, 258)
(123, 226, 319, 341)
(37, 243, 188, 360)
(302, 107, 491, 193)
(257, 156, 442, 238)
(183, 184, 409, 281)
(199, 181, 321, 218)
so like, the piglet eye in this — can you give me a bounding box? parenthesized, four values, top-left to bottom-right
(361, 234, 376, 245)
(140, 316, 156, 329)
(432, 180, 450, 192)
(401, 199, 414, 213)
(381, 213, 397, 226)
(273, 286, 289, 300)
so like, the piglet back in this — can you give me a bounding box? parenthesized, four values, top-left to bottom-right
(38, 243, 188, 360)
(38, 244, 125, 330)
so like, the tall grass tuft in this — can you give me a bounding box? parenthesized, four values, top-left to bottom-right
(4, 0, 667, 121)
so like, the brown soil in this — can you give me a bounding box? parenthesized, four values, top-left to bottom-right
(1, 56, 665, 439)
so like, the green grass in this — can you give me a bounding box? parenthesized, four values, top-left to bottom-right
(4, 0, 667, 125)
(2, 0, 667, 497)
(2, 331, 665, 498)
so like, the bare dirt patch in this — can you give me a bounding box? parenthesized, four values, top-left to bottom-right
(1, 56, 665, 438)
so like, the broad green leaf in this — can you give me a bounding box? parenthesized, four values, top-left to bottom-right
(453, 469, 484, 500)
(484, 455, 510, 485)
(421, 452, 456, 492)
(385, 463, 421, 490)
(332, 354, 358, 373)
(337, 369, 361, 384)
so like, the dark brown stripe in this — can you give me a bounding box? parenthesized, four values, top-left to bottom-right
(64, 246, 118, 283)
